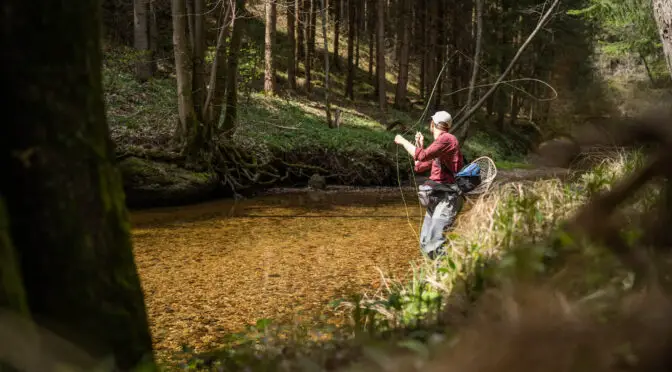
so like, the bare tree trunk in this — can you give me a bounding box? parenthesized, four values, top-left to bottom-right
(133, 0, 153, 81)
(345, 0, 355, 99)
(305, 0, 314, 92)
(149, 0, 158, 59)
(172, 0, 197, 141)
(264, 0, 278, 94)
(309, 0, 317, 60)
(297, 0, 305, 62)
(355, 0, 361, 68)
(376, 0, 386, 118)
(192, 0, 206, 121)
(419, 0, 426, 99)
(457, 0, 482, 141)
(287, 0, 297, 89)
(426, 0, 438, 109)
(367, 0, 375, 83)
(203, 3, 232, 124)
(434, 0, 448, 108)
(652, 0, 672, 77)
(393, 0, 410, 108)
(333, 0, 341, 70)
(222, 0, 246, 136)
(320, 0, 333, 127)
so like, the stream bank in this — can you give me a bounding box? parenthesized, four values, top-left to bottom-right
(118, 150, 571, 210)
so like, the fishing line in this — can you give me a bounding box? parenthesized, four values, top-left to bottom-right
(394, 49, 558, 242)
(395, 52, 458, 241)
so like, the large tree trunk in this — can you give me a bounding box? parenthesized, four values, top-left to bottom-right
(393, 0, 410, 109)
(264, 0, 277, 94)
(287, 0, 297, 90)
(134, 0, 154, 81)
(172, 0, 200, 150)
(2, 0, 154, 368)
(652, 0, 672, 77)
(345, 0, 355, 99)
(376, 0, 386, 117)
(222, 0, 246, 136)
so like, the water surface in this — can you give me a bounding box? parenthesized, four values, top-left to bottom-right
(130, 189, 425, 354)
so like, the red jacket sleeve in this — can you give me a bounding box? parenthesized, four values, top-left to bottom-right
(414, 136, 457, 162)
(414, 160, 432, 173)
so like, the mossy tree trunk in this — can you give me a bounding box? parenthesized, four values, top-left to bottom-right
(1, 0, 154, 369)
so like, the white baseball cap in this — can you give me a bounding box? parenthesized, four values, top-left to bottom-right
(431, 111, 452, 125)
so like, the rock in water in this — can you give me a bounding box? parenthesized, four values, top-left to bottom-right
(308, 173, 327, 190)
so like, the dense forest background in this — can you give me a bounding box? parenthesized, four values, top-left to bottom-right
(102, 0, 670, 207)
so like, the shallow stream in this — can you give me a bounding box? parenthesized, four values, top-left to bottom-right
(130, 188, 425, 355)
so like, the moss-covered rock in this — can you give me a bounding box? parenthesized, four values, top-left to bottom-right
(118, 157, 220, 208)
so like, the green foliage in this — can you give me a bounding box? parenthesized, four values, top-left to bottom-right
(462, 131, 528, 163)
(103, 46, 176, 137)
(568, 0, 662, 59)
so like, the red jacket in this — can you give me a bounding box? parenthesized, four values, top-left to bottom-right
(413, 132, 463, 184)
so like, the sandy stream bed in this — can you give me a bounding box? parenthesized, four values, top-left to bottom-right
(130, 189, 426, 358)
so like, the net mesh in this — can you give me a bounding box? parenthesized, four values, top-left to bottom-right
(464, 156, 497, 195)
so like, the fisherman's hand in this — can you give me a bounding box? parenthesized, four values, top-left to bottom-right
(394, 134, 405, 145)
(415, 132, 424, 148)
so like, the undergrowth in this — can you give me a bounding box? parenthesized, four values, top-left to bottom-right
(103, 45, 530, 190)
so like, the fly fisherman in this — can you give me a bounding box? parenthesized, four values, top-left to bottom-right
(394, 111, 465, 259)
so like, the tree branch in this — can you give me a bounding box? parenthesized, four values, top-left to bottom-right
(451, 0, 561, 134)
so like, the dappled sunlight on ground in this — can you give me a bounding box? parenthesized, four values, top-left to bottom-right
(130, 190, 424, 356)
